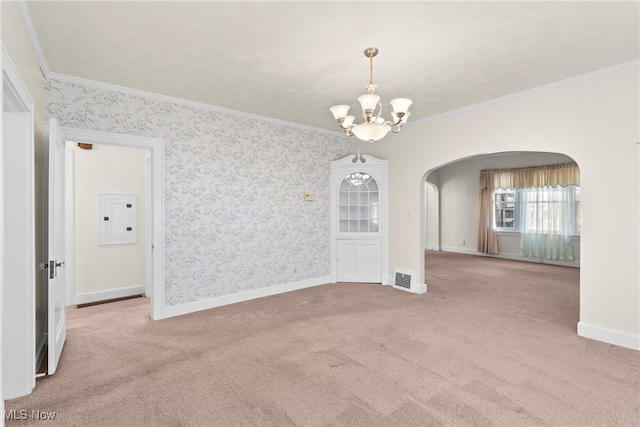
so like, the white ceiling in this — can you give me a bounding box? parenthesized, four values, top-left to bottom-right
(26, 1, 640, 132)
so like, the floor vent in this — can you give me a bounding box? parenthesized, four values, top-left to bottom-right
(393, 269, 427, 294)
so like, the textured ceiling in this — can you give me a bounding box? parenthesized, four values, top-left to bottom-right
(26, 1, 640, 132)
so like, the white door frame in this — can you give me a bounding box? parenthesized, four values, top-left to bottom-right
(59, 126, 165, 320)
(144, 151, 152, 298)
(1, 45, 36, 399)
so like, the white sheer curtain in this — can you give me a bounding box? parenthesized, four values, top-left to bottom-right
(518, 185, 577, 261)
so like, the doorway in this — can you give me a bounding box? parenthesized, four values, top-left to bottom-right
(58, 126, 165, 320)
(67, 142, 148, 306)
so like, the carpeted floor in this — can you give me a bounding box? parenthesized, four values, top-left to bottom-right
(6, 251, 639, 426)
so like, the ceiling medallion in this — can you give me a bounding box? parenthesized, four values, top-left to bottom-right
(330, 47, 412, 143)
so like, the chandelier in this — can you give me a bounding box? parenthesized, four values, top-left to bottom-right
(347, 172, 372, 186)
(330, 47, 412, 143)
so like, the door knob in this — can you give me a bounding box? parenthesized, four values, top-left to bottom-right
(50, 260, 65, 279)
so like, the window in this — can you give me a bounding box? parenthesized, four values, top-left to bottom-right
(494, 185, 581, 235)
(494, 189, 516, 231)
(479, 164, 580, 259)
(520, 185, 581, 235)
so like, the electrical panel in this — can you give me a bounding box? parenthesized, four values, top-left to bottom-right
(99, 193, 136, 245)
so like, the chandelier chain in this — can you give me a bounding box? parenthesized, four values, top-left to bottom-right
(369, 51, 374, 87)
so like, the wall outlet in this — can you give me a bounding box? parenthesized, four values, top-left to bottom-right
(461, 240, 466, 246)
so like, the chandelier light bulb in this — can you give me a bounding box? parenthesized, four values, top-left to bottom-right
(358, 94, 381, 113)
(329, 47, 412, 143)
(330, 104, 350, 121)
(342, 115, 355, 127)
(390, 98, 413, 115)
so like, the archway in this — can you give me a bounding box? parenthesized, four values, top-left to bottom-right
(420, 151, 581, 284)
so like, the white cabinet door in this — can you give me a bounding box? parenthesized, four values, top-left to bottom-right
(337, 240, 381, 283)
(337, 241, 358, 281)
(358, 240, 381, 282)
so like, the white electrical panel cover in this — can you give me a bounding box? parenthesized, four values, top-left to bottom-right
(99, 193, 136, 245)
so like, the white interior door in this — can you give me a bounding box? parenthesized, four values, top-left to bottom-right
(48, 118, 66, 374)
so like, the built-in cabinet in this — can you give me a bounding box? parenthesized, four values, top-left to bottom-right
(330, 155, 388, 284)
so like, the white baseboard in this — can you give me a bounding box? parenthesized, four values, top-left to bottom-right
(384, 275, 427, 294)
(425, 244, 440, 250)
(438, 246, 580, 268)
(439, 246, 477, 255)
(577, 322, 640, 351)
(162, 276, 330, 319)
(74, 284, 145, 305)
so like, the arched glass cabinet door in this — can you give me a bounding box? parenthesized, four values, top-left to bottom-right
(338, 171, 380, 233)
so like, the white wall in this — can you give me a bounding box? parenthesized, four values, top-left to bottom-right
(71, 143, 146, 297)
(433, 151, 580, 265)
(2, 0, 49, 380)
(364, 66, 640, 349)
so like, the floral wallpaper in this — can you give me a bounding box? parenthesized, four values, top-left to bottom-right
(45, 79, 356, 306)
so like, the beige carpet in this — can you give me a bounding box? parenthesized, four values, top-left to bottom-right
(6, 251, 639, 426)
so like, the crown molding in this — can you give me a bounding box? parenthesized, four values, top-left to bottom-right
(15, 0, 50, 78)
(408, 60, 640, 127)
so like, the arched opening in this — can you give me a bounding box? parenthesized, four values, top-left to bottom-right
(420, 150, 581, 324)
(422, 151, 580, 262)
